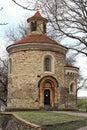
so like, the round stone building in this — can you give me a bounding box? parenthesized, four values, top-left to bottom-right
(7, 11, 78, 110)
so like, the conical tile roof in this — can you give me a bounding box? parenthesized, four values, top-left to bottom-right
(27, 11, 48, 22)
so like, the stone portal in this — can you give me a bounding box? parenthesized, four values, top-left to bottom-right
(39, 76, 58, 109)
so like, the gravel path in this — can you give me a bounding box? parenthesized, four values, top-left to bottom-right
(54, 111, 87, 130)
(76, 126, 87, 130)
(56, 111, 87, 117)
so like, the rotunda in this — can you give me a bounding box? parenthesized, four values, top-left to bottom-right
(7, 11, 78, 110)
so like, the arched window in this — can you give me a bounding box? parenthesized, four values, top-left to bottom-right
(69, 82, 76, 93)
(43, 22, 46, 33)
(70, 83, 74, 92)
(31, 21, 37, 31)
(44, 56, 51, 71)
(9, 58, 12, 74)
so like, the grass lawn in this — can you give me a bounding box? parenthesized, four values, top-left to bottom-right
(13, 111, 87, 130)
(77, 98, 87, 112)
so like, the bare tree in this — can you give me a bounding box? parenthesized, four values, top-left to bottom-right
(40, 0, 87, 55)
(12, 0, 37, 11)
(0, 5, 8, 106)
(6, 20, 27, 42)
(0, 58, 8, 105)
(11, 0, 87, 55)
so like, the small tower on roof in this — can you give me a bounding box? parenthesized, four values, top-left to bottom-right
(27, 11, 48, 35)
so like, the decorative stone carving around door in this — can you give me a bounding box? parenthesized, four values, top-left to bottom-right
(38, 76, 58, 109)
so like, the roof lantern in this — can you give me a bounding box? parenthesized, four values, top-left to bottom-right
(27, 11, 48, 35)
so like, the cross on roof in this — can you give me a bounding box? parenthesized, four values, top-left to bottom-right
(35, 2, 41, 11)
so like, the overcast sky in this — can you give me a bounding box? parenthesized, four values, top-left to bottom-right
(0, 0, 87, 97)
(0, 0, 32, 57)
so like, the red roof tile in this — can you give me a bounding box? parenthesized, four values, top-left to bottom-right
(27, 11, 48, 22)
(65, 64, 79, 69)
(65, 64, 73, 67)
(34, 11, 42, 17)
(15, 34, 59, 45)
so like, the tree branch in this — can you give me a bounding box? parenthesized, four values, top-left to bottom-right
(12, 0, 35, 11)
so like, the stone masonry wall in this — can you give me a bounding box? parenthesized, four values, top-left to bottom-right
(7, 50, 66, 109)
(0, 113, 41, 130)
(65, 73, 78, 109)
(58, 67, 78, 109)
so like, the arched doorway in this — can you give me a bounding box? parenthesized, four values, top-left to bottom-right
(38, 76, 58, 109)
(44, 89, 50, 105)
